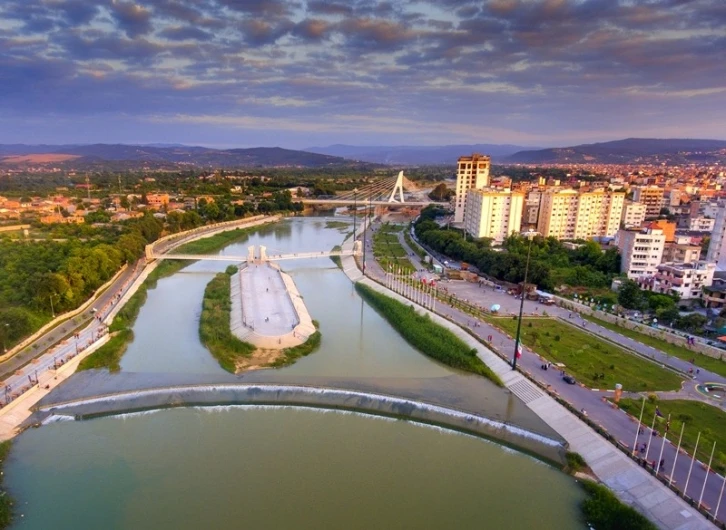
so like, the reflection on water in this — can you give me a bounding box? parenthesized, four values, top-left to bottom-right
(6, 407, 584, 530)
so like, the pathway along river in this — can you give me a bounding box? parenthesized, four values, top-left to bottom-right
(5, 218, 586, 529)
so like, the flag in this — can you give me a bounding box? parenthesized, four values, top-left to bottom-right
(515, 343, 523, 359)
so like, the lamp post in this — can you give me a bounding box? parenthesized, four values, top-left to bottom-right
(49, 294, 57, 318)
(2, 323, 8, 353)
(362, 196, 371, 274)
(352, 188, 358, 242)
(512, 231, 537, 370)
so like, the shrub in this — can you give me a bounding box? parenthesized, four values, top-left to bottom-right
(580, 481, 656, 530)
(565, 451, 587, 473)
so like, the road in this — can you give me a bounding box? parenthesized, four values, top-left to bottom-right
(364, 220, 726, 523)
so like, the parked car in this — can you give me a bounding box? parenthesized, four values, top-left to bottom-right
(563, 375, 576, 385)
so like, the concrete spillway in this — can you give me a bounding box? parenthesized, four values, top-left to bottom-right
(230, 262, 315, 349)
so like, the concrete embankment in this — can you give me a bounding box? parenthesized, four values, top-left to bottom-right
(230, 262, 315, 349)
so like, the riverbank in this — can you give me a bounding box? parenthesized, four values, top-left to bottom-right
(200, 270, 255, 373)
(79, 220, 278, 372)
(0, 440, 12, 529)
(355, 283, 502, 385)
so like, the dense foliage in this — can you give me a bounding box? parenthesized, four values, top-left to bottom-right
(580, 481, 657, 530)
(355, 283, 502, 385)
(199, 271, 255, 373)
(414, 206, 620, 290)
(0, 440, 13, 529)
(0, 214, 163, 349)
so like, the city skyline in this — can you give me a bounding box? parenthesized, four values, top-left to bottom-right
(1, 0, 725, 148)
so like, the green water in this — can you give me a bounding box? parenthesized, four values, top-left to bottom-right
(5, 218, 586, 529)
(7, 407, 585, 529)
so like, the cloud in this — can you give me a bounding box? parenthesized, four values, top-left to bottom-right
(0, 0, 724, 146)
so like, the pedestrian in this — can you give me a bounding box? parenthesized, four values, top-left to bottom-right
(659, 458, 665, 471)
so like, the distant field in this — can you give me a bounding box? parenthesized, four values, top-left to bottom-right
(0, 154, 81, 164)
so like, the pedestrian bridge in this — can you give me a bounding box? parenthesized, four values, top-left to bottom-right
(147, 242, 362, 262)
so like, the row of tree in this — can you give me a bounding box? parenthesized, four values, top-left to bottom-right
(414, 206, 620, 291)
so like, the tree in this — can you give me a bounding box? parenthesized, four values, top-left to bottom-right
(647, 294, 676, 312)
(428, 183, 453, 201)
(674, 313, 707, 333)
(617, 280, 645, 310)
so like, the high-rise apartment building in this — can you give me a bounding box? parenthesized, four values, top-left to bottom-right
(632, 186, 665, 218)
(454, 153, 490, 223)
(616, 226, 666, 279)
(707, 201, 726, 267)
(621, 201, 647, 229)
(537, 189, 624, 240)
(463, 189, 524, 244)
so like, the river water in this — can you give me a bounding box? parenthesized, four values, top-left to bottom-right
(5, 218, 586, 529)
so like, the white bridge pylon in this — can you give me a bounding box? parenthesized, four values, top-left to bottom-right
(388, 171, 405, 203)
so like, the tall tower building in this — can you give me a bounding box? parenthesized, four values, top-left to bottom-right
(463, 189, 524, 244)
(537, 189, 625, 240)
(454, 153, 490, 223)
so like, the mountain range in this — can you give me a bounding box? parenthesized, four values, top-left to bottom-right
(304, 143, 533, 164)
(1, 138, 724, 169)
(506, 138, 726, 164)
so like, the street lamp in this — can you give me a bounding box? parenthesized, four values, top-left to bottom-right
(512, 231, 538, 371)
(2, 323, 8, 353)
(352, 188, 358, 241)
(49, 294, 58, 318)
(363, 196, 371, 274)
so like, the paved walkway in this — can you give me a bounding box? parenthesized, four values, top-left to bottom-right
(355, 222, 718, 529)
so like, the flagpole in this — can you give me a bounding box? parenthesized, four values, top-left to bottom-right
(656, 414, 670, 474)
(670, 423, 685, 487)
(698, 441, 716, 508)
(632, 396, 646, 456)
(684, 432, 701, 498)
(644, 410, 658, 463)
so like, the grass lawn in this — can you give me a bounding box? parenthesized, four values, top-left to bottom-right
(618, 398, 726, 473)
(582, 314, 726, 378)
(373, 223, 416, 273)
(489, 317, 683, 391)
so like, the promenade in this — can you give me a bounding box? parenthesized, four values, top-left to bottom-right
(349, 221, 717, 529)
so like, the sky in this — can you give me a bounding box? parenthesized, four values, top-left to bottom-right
(1, 0, 725, 149)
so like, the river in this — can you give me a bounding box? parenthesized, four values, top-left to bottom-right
(5, 218, 586, 529)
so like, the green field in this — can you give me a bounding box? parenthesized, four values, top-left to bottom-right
(618, 398, 726, 473)
(489, 317, 682, 391)
(373, 223, 416, 273)
(582, 314, 726, 378)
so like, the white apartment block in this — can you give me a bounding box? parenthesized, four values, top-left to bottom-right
(644, 261, 715, 300)
(688, 217, 716, 232)
(537, 189, 624, 240)
(616, 227, 666, 279)
(621, 201, 647, 229)
(706, 201, 726, 268)
(464, 189, 524, 244)
(454, 153, 490, 223)
(632, 186, 665, 218)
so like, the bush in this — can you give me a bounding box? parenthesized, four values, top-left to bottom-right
(580, 481, 657, 530)
(565, 451, 587, 473)
(356, 283, 502, 385)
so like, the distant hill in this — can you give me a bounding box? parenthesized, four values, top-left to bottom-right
(506, 138, 726, 164)
(305, 144, 535, 164)
(0, 144, 354, 169)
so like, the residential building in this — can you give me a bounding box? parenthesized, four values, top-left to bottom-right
(662, 242, 701, 264)
(454, 153, 490, 223)
(616, 226, 665, 279)
(621, 201, 647, 229)
(632, 186, 665, 218)
(146, 193, 170, 209)
(688, 217, 715, 232)
(706, 202, 726, 268)
(649, 219, 676, 242)
(703, 283, 726, 310)
(463, 188, 524, 244)
(642, 261, 715, 300)
(537, 189, 624, 240)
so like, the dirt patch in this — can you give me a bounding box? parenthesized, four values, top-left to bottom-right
(234, 348, 284, 372)
(0, 154, 81, 165)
